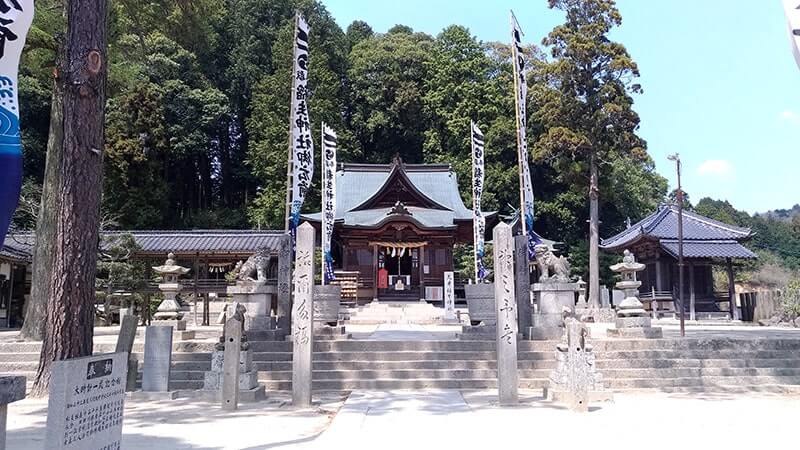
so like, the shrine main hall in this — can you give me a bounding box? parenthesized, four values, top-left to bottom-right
(303, 158, 495, 303)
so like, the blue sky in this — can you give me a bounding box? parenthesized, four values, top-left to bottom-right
(321, 0, 800, 214)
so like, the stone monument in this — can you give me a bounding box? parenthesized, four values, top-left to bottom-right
(277, 234, 292, 331)
(313, 285, 350, 340)
(607, 250, 663, 338)
(459, 282, 496, 340)
(292, 222, 315, 407)
(114, 315, 138, 392)
(201, 303, 265, 402)
(514, 235, 533, 338)
(0, 376, 25, 450)
(493, 223, 518, 406)
(544, 308, 612, 412)
(45, 353, 127, 450)
(530, 243, 580, 340)
(140, 326, 175, 398)
(151, 253, 194, 339)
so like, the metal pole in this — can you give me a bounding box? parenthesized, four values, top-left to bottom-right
(675, 155, 686, 337)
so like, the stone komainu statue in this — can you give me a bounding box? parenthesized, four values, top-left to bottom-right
(216, 302, 249, 351)
(534, 243, 571, 283)
(233, 248, 270, 282)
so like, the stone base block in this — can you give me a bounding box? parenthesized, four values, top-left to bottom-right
(178, 385, 267, 402)
(544, 387, 614, 404)
(203, 370, 258, 391)
(127, 390, 179, 401)
(210, 350, 254, 373)
(607, 327, 663, 339)
(150, 320, 187, 331)
(457, 325, 495, 341)
(532, 313, 565, 329)
(615, 316, 651, 329)
(176, 330, 195, 341)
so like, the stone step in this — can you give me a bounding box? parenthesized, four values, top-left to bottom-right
(592, 350, 800, 360)
(599, 367, 800, 379)
(252, 360, 559, 371)
(605, 375, 800, 389)
(0, 352, 40, 362)
(595, 358, 800, 369)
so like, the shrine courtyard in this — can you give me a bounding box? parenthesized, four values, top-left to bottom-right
(2, 322, 800, 450)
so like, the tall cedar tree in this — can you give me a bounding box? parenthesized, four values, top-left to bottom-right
(29, 0, 108, 395)
(533, 0, 648, 304)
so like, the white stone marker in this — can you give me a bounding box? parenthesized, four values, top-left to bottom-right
(142, 326, 172, 392)
(493, 222, 518, 406)
(45, 352, 127, 450)
(292, 222, 315, 407)
(443, 271, 456, 321)
(222, 317, 242, 411)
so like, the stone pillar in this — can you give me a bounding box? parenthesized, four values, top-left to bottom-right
(142, 326, 173, 392)
(292, 222, 315, 407)
(443, 271, 457, 322)
(493, 223, 518, 406)
(514, 235, 532, 338)
(277, 234, 292, 330)
(222, 317, 242, 411)
(115, 315, 139, 392)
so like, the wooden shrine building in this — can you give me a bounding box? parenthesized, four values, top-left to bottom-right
(601, 205, 757, 319)
(304, 159, 497, 302)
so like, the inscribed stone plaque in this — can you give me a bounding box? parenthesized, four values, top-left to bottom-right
(45, 352, 127, 450)
(600, 286, 611, 308)
(612, 290, 624, 308)
(114, 314, 138, 355)
(514, 235, 531, 336)
(142, 326, 173, 392)
(313, 285, 341, 323)
(492, 223, 519, 405)
(277, 233, 293, 329)
(443, 271, 456, 320)
(292, 223, 315, 407)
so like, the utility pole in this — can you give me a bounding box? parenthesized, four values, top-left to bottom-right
(668, 154, 685, 338)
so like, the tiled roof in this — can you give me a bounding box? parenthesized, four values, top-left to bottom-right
(1, 230, 286, 262)
(659, 240, 757, 259)
(601, 205, 752, 249)
(303, 162, 479, 228)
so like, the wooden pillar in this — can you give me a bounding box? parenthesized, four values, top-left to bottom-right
(193, 254, 199, 327)
(372, 244, 379, 301)
(654, 256, 663, 291)
(726, 258, 738, 320)
(688, 261, 696, 321)
(419, 245, 426, 301)
(7, 265, 14, 329)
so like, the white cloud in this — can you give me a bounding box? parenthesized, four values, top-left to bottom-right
(696, 159, 734, 178)
(780, 110, 800, 123)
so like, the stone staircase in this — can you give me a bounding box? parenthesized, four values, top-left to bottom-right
(344, 301, 445, 325)
(2, 338, 799, 394)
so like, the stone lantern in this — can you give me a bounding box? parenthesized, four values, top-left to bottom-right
(606, 250, 662, 338)
(152, 253, 191, 332)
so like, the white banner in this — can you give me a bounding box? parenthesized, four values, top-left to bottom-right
(289, 14, 314, 243)
(511, 12, 540, 260)
(471, 121, 487, 282)
(321, 122, 337, 284)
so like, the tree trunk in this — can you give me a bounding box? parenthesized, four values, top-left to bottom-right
(588, 152, 600, 308)
(20, 87, 63, 341)
(30, 0, 108, 397)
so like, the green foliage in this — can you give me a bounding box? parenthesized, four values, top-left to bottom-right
(95, 233, 147, 294)
(779, 279, 800, 323)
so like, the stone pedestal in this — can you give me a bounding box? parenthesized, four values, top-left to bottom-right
(227, 281, 274, 332)
(202, 350, 265, 401)
(531, 282, 579, 340)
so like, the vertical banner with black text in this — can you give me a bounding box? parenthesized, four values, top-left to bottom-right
(511, 12, 541, 259)
(321, 123, 337, 284)
(289, 13, 314, 246)
(471, 121, 487, 282)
